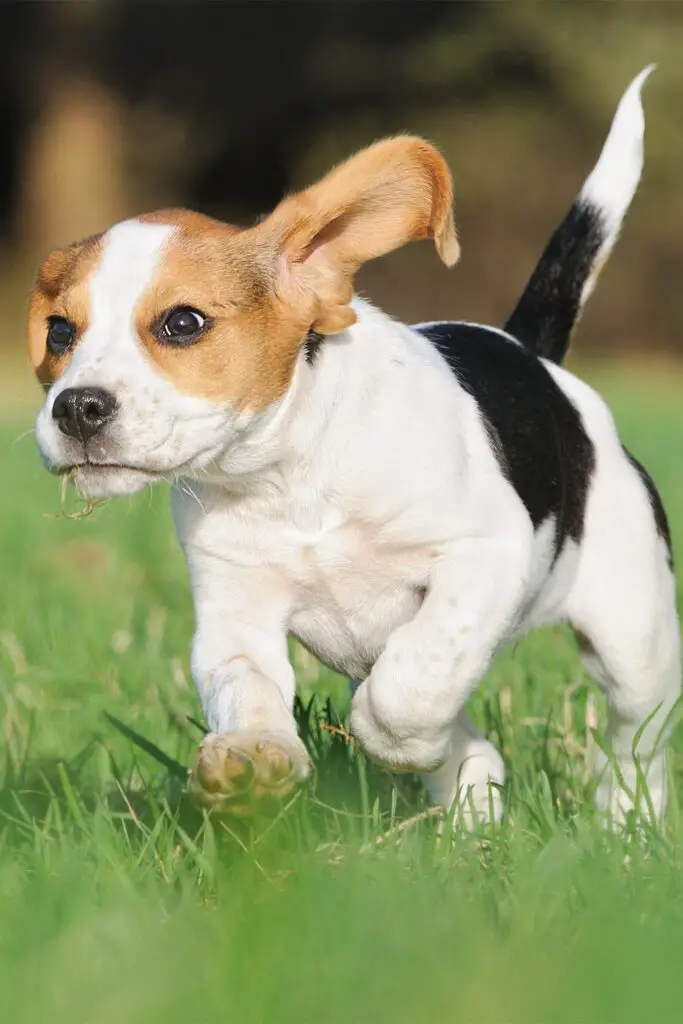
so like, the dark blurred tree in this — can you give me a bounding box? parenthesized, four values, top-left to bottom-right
(1, 1, 682, 354)
(0, 1, 558, 245)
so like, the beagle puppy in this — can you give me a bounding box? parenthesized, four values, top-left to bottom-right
(29, 67, 678, 824)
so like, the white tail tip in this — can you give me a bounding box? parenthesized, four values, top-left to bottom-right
(580, 65, 655, 233)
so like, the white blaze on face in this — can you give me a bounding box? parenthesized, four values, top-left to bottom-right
(63, 221, 175, 387)
(34, 219, 241, 497)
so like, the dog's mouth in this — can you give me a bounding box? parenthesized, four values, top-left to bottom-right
(53, 460, 163, 500)
(56, 461, 161, 478)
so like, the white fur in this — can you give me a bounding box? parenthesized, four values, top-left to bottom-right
(578, 64, 653, 307)
(34, 68, 679, 826)
(37, 290, 680, 825)
(171, 297, 678, 825)
(36, 220, 244, 498)
(581, 65, 652, 227)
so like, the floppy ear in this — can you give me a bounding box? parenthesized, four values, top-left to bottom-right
(261, 136, 458, 334)
(27, 246, 74, 378)
(27, 234, 101, 383)
(33, 233, 102, 300)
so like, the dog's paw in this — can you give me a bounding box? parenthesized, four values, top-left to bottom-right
(349, 682, 449, 773)
(188, 731, 311, 814)
(422, 733, 505, 829)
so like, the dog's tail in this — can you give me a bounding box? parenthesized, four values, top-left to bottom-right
(504, 65, 653, 365)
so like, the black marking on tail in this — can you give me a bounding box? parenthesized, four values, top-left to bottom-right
(504, 199, 605, 365)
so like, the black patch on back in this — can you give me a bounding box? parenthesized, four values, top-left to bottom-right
(416, 322, 595, 555)
(504, 199, 604, 365)
(624, 448, 674, 567)
(304, 329, 325, 365)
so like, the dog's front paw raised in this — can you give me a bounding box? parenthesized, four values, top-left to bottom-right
(350, 682, 449, 774)
(189, 731, 311, 814)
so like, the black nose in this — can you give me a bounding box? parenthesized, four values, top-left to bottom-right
(52, 387, 117, 442)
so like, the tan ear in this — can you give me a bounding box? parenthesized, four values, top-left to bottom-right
(26, 246, 74, 377)
(27, 233, 102, 384)
(261, 136, 458, 334)
(34, 233, 102, 300)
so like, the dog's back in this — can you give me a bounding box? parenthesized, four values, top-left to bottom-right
(410, 65, 670, 574)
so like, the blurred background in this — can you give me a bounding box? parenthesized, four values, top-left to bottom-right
(2, 0, 683, 394)
(3, 12, 683, 1017)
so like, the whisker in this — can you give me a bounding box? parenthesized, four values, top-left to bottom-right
(178, 481, 206, 513)
(10, 427, 36, 448)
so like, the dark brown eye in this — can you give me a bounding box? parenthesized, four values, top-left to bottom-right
(157, 307, 208, 345)
(46, 316, 76, 355)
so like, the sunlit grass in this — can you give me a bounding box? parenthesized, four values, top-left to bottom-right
(2, 366, 683, 1022)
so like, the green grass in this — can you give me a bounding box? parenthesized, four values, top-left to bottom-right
(3, 368, 683, 1023)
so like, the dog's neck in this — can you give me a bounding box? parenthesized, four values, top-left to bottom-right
(199, 297, 403, 494)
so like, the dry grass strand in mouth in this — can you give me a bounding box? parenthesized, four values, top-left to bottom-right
(43, 469, 109, 521)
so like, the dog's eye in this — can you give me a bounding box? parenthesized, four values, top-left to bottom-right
(157, 307, 208, 345)
(46, 316, 76, 356)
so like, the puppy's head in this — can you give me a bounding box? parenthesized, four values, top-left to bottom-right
(29, 136, 458, 498)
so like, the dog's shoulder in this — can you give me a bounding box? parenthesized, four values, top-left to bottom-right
(413, 320, 596, 553)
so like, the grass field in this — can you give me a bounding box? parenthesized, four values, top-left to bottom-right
(3, 365, 683, 1023)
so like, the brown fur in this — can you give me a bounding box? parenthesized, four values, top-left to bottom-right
(28, 136, 458, 410)
(27, 233, 102, 388)
(135, 210, 308, 408)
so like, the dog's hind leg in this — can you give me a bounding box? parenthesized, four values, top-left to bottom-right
(349, 524, 531, 808)
(420, 711, 505, 826)
(565, 450, 680, 826)
(349, 670, 505, 826)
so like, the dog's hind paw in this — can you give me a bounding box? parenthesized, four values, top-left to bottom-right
(188, 730, 311, 815)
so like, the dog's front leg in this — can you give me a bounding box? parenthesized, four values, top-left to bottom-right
(350, 538, 529, 784)
(186, 564, 310, 812)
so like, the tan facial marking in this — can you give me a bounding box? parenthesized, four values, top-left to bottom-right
(27, 234, 102, 388)
(135, 209, 307, 409)
(28, 136, 458, 411)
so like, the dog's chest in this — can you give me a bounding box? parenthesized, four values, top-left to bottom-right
(179, 487, 431, 677)
(286, 516, 429, 675)
(174, 475, 436, 675)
